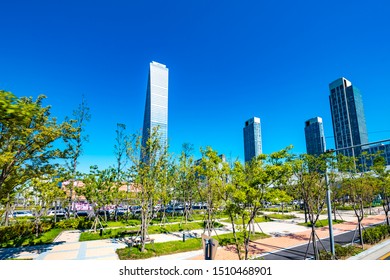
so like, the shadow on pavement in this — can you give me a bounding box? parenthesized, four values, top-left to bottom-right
(0, 241, 64, 260)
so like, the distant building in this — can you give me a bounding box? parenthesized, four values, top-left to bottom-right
(329, 77, 368, 158)
(304, 117, 326, 156)
(243, 117, 262, 162)
(141, 61, 169, 158)
(362, 143, 390, 168)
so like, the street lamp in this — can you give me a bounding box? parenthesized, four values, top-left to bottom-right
(324, 138, 390, 259)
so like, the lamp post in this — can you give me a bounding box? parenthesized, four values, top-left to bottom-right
(324, 138, 390, 259)
(324, 161, 335, 258)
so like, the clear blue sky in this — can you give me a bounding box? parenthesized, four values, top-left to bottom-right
(1, 0, 390, 172)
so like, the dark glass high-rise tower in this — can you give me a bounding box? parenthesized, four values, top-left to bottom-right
(329, 77, 368, 158)
(304, 117, 326, 156)
(141, 61, 169, 154)
(243, 117, 262, 162)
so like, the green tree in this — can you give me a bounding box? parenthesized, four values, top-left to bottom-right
(30, 172, 67, 235)
(0, 91, 70, 224)
(290, 153, 328, 260)
(77, 166, 118, 231)
(371, 155, 390, 226)
(63, 96, 91, 217)
(195, 147, 227, 236)
(177, 143, 198, 224)
(225, 148, 292, 260)
(114, 123, 128, 181)
(338, 154, 378, 249)
(126, 127, 169, 252)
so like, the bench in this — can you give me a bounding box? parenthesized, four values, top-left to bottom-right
(126, 237, 155, 247)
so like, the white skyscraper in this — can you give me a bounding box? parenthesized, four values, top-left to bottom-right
(141, 61, 169, 153)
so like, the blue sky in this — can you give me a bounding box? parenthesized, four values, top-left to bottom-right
(1, 0, 390, 172)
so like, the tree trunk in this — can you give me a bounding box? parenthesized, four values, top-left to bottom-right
(358, 221, 364, 249)
(4, 197, 10, 227)
(140, 206, 149, 252)
(229, 213, 242, 260)
(54, 200, 58, 223)
(383, 202, 390, 226)
(311, 226, 319, 260)
(304, 202, 308, 223)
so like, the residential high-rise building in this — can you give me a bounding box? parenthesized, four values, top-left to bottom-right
(141, 61, 169, 154)
(329, 77, 368, 158)
(243, 117, 262, 162)
(304, 117, 326, 156)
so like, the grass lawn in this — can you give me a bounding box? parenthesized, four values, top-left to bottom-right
(222, 216, 272, 225)
(266, 213, 297, 220)
(116, 232, 269, 260)
(298, 219, 344, 228)
(79, 221, 222, 241)
(104, 220, 141, 228)
(0, 228, 63, 248)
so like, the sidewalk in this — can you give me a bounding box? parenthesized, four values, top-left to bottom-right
(0, 210, 386, 260)
(187, 213, 387, 260)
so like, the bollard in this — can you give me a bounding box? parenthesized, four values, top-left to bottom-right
(99, 228, 103, 236)
(205, 239, 211, 260)
(183, 233, 186, 242)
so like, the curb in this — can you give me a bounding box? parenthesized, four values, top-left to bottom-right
(348, 239, 390, 260)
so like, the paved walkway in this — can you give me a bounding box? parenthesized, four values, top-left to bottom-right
(0, 208, 387, 260)
(188, 213, 387, 260)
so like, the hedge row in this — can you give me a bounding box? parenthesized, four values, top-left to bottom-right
(56, 218, 93, 230)
(0, 221, 53, 244)
(362, 224, 390, 244)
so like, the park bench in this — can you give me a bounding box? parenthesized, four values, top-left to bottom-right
(126, 236, 155, 247)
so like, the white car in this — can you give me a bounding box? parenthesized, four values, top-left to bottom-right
(11, 210, 33, 217)
(47, 209, 67, 217)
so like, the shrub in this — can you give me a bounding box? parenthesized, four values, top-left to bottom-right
(363, 225, 390, 244)
(56, 218, 93, 230)
(0, 222, 34, 244)
(319, 244, 362, 259)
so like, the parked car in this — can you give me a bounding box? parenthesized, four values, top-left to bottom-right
(130, 205, 142, 214)
(10, 210, 33, 218)
(114, 207, 128, 216)
(75, 210, 90, 217)
(47, 208, 67, 217)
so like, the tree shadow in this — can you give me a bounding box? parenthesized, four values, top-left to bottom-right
(0, 241, 64, 260)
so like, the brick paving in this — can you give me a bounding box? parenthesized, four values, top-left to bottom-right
(188, 214, 387, 260)
(0, 210, 386, 260)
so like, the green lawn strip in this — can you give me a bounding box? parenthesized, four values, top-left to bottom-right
(298, 219, 344, 228)
(265, 213, 297, 220)
(260, 208, 293, 213)
(221, 216, 272, 225)
(117, 232, 269, 260)
(0, 228, 63, 248)
(79, 221, 220, 241)
(104, 220, 141, 228)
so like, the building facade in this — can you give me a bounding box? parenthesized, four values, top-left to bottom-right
(243, 117, 262, 162)
(329, 77, 368, 158)
(362, 143, 390, 168)
(141, 61, 169, 154)
(304, 117, 326, 156)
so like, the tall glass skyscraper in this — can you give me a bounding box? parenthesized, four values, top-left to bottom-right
(329, 77, 368, 158)
(141, 61, 169, 153)
(304, 117, 326, 156)
(243, 117, 262, 162)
